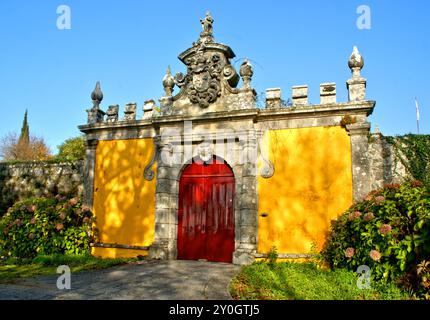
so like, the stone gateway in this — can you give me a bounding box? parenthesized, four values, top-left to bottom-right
(79, 13, 376, 264)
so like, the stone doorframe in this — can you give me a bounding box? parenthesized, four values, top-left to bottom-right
(148, 129, 261, 265)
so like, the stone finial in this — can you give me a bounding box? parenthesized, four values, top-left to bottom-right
(106, 105, 119, 122)
(347, 46, 367, 102)
(292, 85, 308, 106)
(91, 81, 103, 108)
(265, 88, 281, 108)
(124, 103, 137, 121)
(196, 11, 215, 44)
(143, 100, 156, 119)
(320, 83, 337, 104)
(348, 46, 364, 78)
(240, 59, 253, 89)
(162, 66, 175, 96)
(200, 11, 214, 36)
(87, 81, 105, 124)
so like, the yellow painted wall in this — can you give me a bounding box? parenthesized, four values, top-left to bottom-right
(92, 139, 156, 258)
(258, 126, 353, 254)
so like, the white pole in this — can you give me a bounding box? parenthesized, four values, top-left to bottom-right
(415, 97, 420, 134)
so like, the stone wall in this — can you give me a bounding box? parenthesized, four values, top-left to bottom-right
(369, 133, 409, 191)
(0, 161, 84, 213)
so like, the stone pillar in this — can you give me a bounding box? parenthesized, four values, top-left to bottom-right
(149, 138, 179, 260)
(347, 78, 366, 102)
(233, 131, 258, 265)
(346, 122, 372, 201)
(83, 139, 98, 208)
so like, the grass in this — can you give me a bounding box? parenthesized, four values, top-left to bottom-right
(0, 254, 138, 283)
(230, 261, 410, 300)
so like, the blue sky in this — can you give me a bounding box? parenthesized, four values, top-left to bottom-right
(0, 0, 429, 153)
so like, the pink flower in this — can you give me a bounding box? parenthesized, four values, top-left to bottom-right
(379, 224, 392, 235)
(369, 250, 382, 261)
(82, 205, 91, 213)
(363, 212, 375, 222)
(55, 223, 64, 231)
(365, 195, 373, 201)
(348, 211, 362, 221)
(345, 247, 355, 258)
(83, 217, 90, 224)
(30, 217, 37, 225)
(27, 205, 37, 213)
(375, 196, 385, 205)
(14, 219, 22, 227)
(69, 198, 78, 206)
(59, 212, 66, 220)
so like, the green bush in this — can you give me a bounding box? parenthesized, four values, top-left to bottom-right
(322, 181, 430, 297)
(0, 196, 95, 258)
(56, 136, 85, 161)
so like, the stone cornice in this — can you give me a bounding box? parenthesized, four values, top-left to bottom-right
(78, 100, 375, 135)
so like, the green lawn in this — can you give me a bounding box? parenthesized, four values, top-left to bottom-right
(0, 254, 137, 283)
(230, 262, 410, 300)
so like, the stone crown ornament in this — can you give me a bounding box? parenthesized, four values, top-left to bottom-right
(162, 12, 241, 110)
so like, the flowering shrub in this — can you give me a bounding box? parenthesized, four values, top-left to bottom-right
(322, 181, 430, 296)
(0, 196, 96, 258)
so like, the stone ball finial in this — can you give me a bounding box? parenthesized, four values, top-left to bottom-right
(162, 66, 175, 96)
(91, 81, 103, 103)
(240, 58, 253, 89)
(240, 58, 254, 78)
(348, 46, 364, 71)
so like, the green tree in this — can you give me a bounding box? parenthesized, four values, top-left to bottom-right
(19, 110, 30, 144)
(57, 136, 85, 161)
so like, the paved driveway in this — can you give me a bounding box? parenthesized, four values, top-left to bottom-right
(0, 260, 241, 300)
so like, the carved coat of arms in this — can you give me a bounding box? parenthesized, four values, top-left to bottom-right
(184, 53, 222, 108)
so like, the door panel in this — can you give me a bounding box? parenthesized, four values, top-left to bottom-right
(177, 157, 235, 262)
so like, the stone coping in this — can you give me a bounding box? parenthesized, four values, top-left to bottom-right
(78, 100, 375, 134)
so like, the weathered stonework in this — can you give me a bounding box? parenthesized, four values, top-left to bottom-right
(0, 161, 83, 213)
(369, 133, 409, 190)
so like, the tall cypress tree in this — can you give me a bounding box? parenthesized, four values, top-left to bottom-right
(19, 110, 30, 144)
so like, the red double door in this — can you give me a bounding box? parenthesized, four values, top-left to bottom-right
(177, 157, 235, 263)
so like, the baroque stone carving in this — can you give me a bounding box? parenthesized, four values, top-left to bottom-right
(185, 51, 222, 108)
(257, 135, 275, 179)
(166, 13, 240, 110)
(144, 137, 174, 181)
(144, 137, 161, 181)
(196, 142, 213, 162)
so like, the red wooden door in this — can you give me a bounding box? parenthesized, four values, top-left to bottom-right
(177, 156, 235, 263)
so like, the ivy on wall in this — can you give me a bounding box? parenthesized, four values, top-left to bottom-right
(385, 134, 430, 187)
